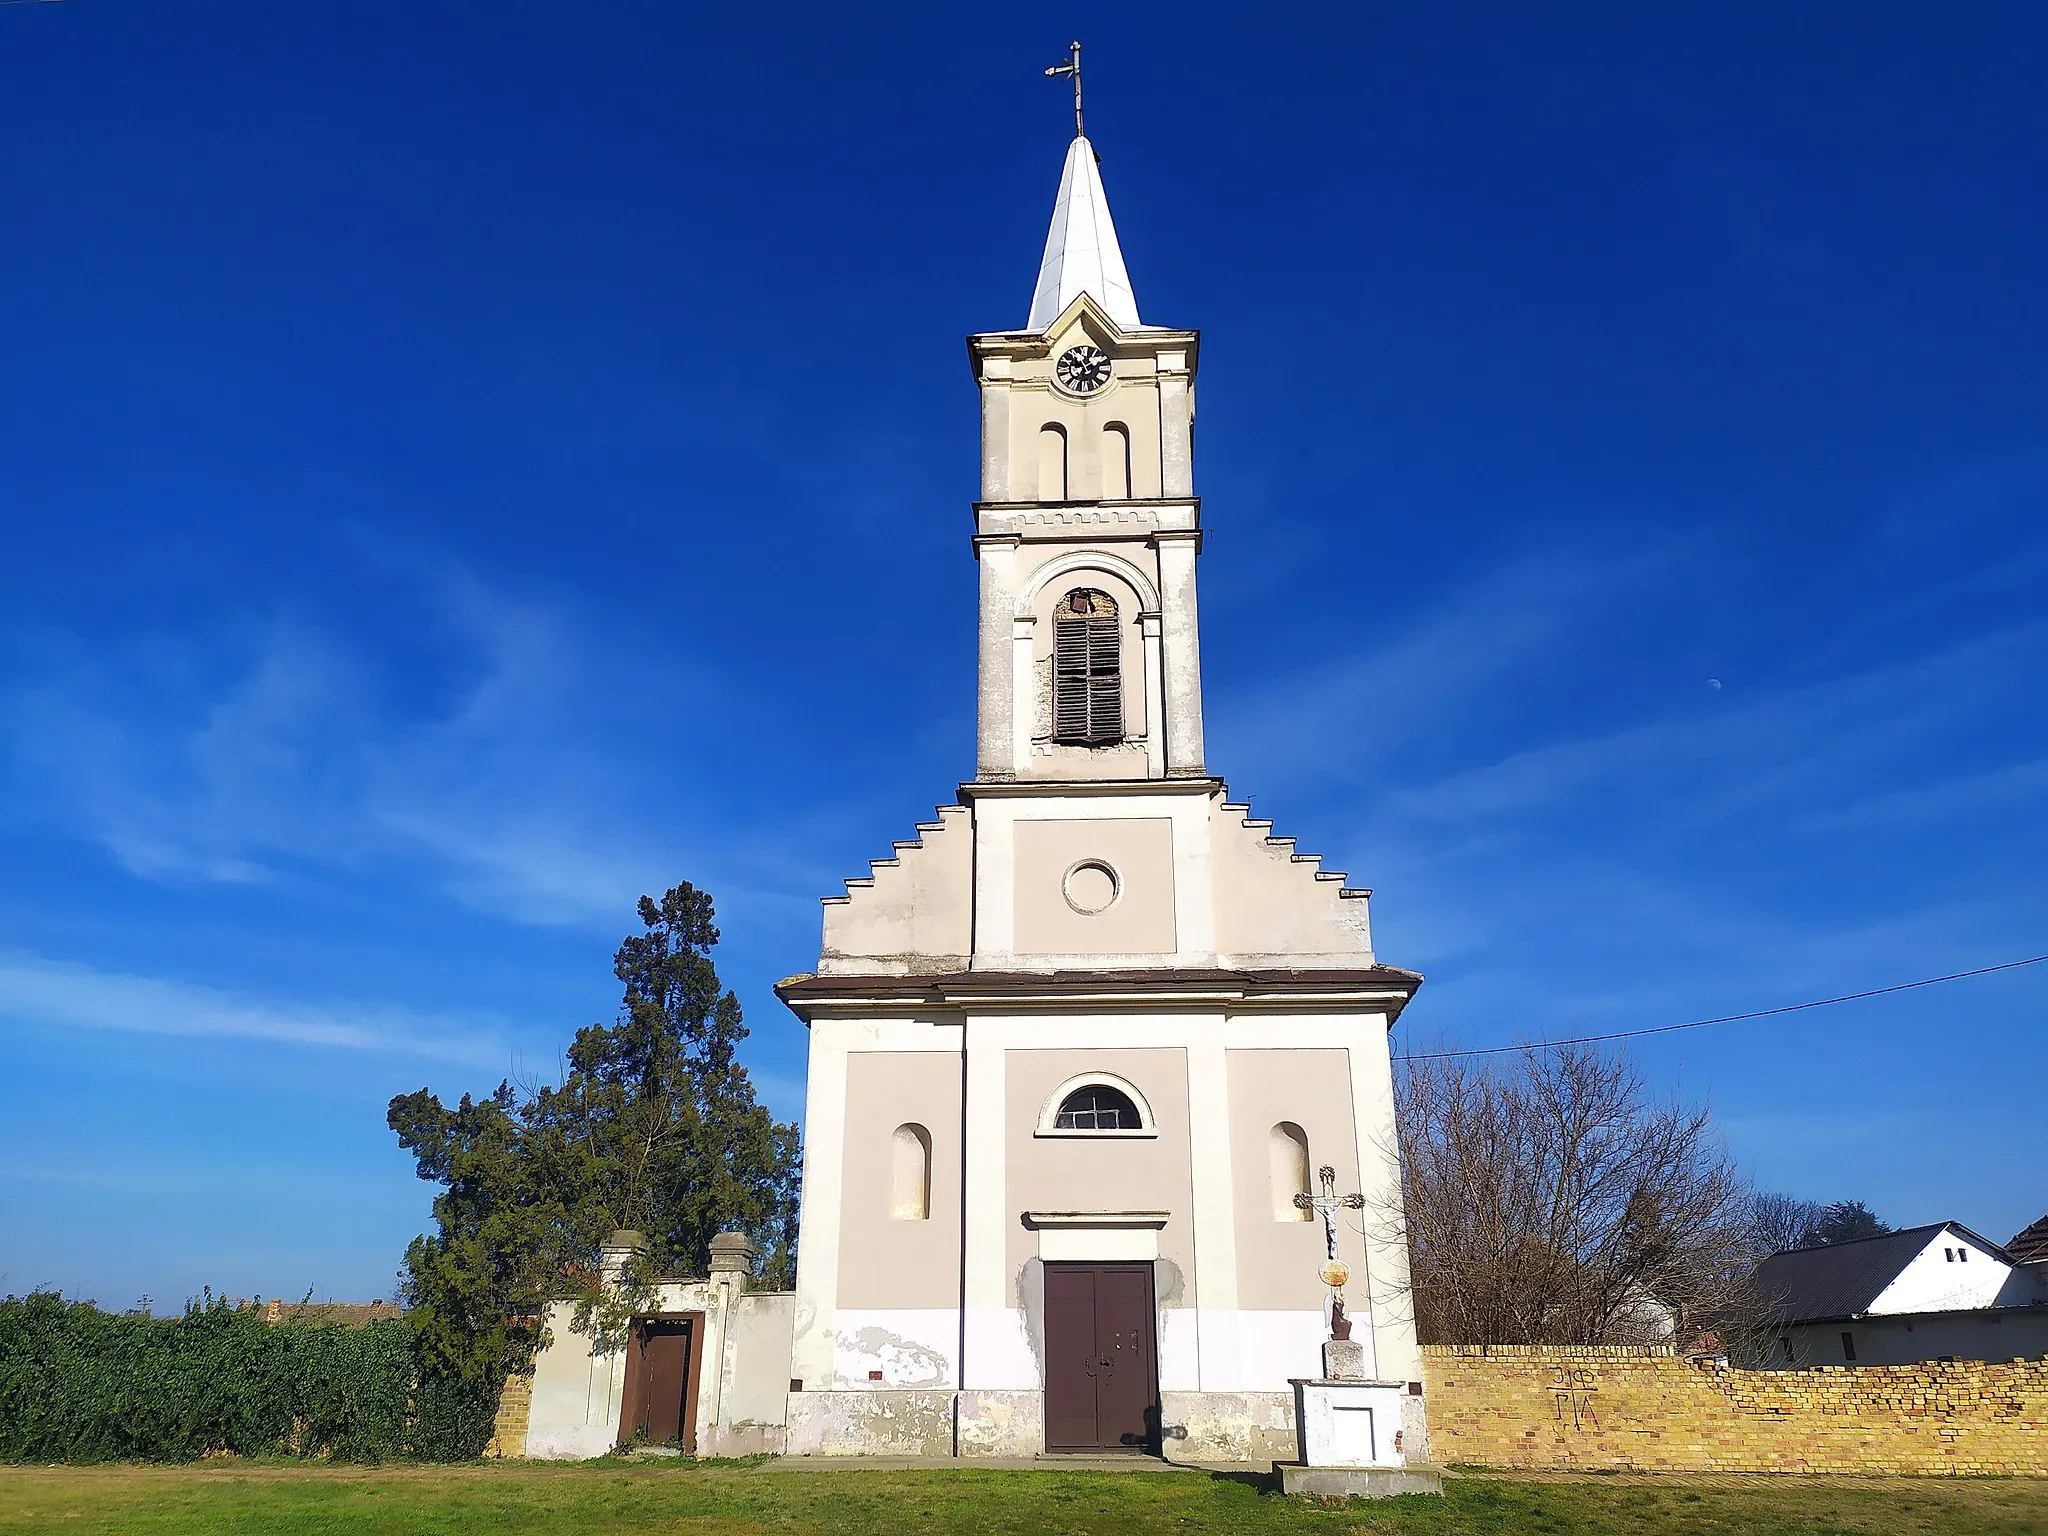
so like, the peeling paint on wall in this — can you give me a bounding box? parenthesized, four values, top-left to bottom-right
(1017, 1257, 1046, 1376)
(844, 1326, 951, 1387)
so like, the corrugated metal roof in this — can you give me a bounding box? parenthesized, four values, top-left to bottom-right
(1747, 1225, 1945, 1324)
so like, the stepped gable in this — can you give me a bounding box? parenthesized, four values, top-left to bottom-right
(814, 786, 1383, 974)
(819, 805, 972, 975)
(1208, 793, 1377, 967)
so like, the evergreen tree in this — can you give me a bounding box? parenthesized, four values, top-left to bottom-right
(1809, 1200, 1890, 1246)
(389, 882, 800, 1373)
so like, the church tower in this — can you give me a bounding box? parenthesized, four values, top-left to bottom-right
(777, 123, 1427, 1466)
(969, 134, 1205, 791)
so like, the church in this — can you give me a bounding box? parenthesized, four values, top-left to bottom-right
(519, 120, 1428, 1470)
(772, 127, 1426, 1464)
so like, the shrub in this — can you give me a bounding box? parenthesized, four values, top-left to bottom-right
(0, 1290, 504, 1463)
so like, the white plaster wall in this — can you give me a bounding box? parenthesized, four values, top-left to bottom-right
(1158, 1306, 1200, 1392)
(721, 1292, 796, 1432)
(524, 1301, 628, 1460)
(1871, 1230, 2017, 1315)
(1999, 1262, 2048, 1307)
(790, 1030, 850, 1391)
(1236, 1309, 1328, 1392)
(963, 1306, 1039, 1391)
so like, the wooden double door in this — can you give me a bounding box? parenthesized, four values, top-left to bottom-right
(1043, 1262, 1160, 1454)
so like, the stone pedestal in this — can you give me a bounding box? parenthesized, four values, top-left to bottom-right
(1322, 1339, 1369, 1381)
(1277, 1378, 1442, 1500)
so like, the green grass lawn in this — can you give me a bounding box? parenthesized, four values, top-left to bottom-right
(0, 1462, 2041, 1535)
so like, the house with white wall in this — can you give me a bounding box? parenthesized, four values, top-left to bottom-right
(1741, 1221, 2048, 1369)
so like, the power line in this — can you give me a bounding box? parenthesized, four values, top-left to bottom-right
(1399, 954, 2048, 1062)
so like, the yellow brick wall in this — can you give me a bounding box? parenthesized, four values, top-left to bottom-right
(486, 1372, 533, 1459)
(1421, 1345, 2048, 1476)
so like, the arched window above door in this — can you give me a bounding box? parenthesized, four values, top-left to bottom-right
(1055, 1083, 1139, 1130)
(1036, 1072, 1156, 1137)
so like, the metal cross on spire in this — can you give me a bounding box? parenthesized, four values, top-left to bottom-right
(1044, 40, 1084, 138)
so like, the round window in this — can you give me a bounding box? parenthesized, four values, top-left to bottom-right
(1062, 859, 1120, 915)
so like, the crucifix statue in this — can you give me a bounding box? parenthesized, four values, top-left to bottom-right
(1044, 40, 1085, 138)
(1294, 1164, 1366, 1340)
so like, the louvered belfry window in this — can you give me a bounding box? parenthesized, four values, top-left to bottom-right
(1053, 588, 1123, 745)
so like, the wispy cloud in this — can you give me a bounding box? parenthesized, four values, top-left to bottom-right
(1383, 618, 2048, 834)
(0, 951, 505, 1064)
(1218, 545, 1690, 787)
(0, 558, 811, 928)
(1205, 526, 2048, 1078)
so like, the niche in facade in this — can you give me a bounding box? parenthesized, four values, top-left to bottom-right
(1038, 423, 1068, 500)
(891, 1123, 932, 1220)
(1102, 422, 1131, 499)
(1271, 1121, 1311, 1221)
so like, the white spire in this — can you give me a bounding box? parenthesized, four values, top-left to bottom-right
(1026, 136, 1141, 332)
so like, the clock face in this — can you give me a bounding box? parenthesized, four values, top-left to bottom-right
(1055, 344, 1112, 395)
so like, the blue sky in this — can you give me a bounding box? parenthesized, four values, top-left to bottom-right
(2, 2, 2043, 1310)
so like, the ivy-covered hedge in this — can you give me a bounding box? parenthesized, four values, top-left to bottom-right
(0, 1291, 505, 1463)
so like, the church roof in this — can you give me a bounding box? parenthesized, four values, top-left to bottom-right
(1026, 136, 1142, 332)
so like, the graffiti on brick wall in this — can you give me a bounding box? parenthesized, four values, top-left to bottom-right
(1549, 1362, 1599, 1432)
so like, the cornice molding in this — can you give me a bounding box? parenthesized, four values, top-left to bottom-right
(957, 776, 1223, 799)
(1022, 1210, 1171, 1229)
(775, 964, 1423, 1025)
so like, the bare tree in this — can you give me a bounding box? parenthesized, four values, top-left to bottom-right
(1743, 1193, 1891, 1259)
(1396, 1043, 1752, 1346)
(1746, 1192, 1828, 1258)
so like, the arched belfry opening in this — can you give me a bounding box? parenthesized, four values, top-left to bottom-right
(1052, 589, 1122, 745)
